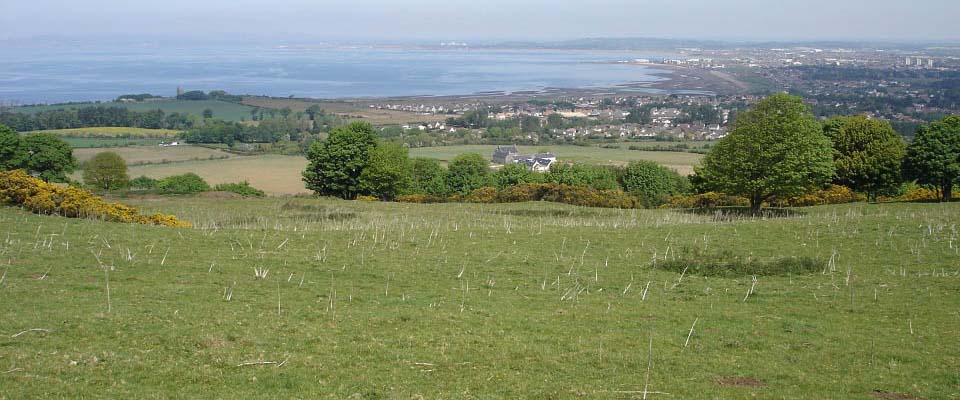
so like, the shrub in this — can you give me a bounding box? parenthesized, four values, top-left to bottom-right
(620, 160, 690, 207)
(896, 184, 960, 203)
(768, 185, 866, 207)
(0, 169, 190, 228)
(458, 183, 638, 209)
(213, 181, 265, 197)
(157, 173, 210, 194)
(662, 192, 750, 209)
(396, 194, 446, 204)
(355, 195, 379, 202)
(130, 175, 159, 190)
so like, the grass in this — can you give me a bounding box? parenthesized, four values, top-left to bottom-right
(0, 198, 957, 398)
(13, 100, 257, 122)
(73, 145, 236, 166)
(411, 144, 703, 174)
(241, 97, 448, 125)
(125, 154, 308, 195)
(62, 137, 164, 148)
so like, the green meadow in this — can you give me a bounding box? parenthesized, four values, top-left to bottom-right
(0, 198, 956, 398)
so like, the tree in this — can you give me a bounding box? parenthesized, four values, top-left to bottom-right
(302, 121, 379, 199)
(694, 93, 835, 213)
(445, 153, 490, 195)
(903, 116, 960, 201)
(493, 163, 542, 189)
(621, 160, 690, 207)
(20, 133, 76, 182)
(823, 116, 906, 201)
(359, 142, 412, 200)
(157, 173, 210, 194)
(202, 108, 214, 119)
(0, 124, 24, 170)
(409, 158, 448, 197)
(83, 151, 129, 190)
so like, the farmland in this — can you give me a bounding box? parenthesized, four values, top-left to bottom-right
(74, 145, 235, 166)
(411, 144, 703, 174)
(126, 155, 309, 195)
(69, 143, 702, 195)
(12, 100, 257, 122)
(242, 97, 448, 125)
(0, 198, 956, 398)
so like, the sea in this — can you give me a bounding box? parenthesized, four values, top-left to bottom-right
(0, 43, 687, 104)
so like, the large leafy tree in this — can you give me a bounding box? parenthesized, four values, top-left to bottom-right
(493, 163, 543, 189)
(20, 133, 76, 182)
(83, 151, 130, 190)
(302, 122, 378, 199)
(445, 153, 490, 195)
(621, 160, 690, 207)
(359, 142, 412, 200)
(903, 116, 960, 201)
(409, 158, 449, 197)
(694, 93, 835, 213)
(0, 124, 24, 169)
(823, 116, 906, 201)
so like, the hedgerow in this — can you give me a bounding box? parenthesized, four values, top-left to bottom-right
(0, 169, 190, 228)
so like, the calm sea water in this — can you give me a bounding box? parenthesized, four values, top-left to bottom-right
(0, 44, 679, 104)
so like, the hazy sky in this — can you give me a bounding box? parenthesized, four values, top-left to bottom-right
(2, 0, 958, 42)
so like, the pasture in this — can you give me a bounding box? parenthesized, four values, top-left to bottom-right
(241, 97, 448, 125)
(411, 145, 703, 174)
(126, 155, 309, 195)
(0, 198, 956, 398)
(74, 145, 236, 166)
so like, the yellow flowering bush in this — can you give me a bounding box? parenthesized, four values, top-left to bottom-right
(0, 170, 190, 228)
(768, 185, 865, 207)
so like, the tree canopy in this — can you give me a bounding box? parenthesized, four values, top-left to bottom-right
(83, 151, 130, 190)
(823, 116, 905, 200)
(445, 153, 491, 195)
(359, 142, 412, 200)
(302, 122, 379, 199)
(20, 133, 77, 182)
(903, 115, 960, 201)
(694, 93, 835, 212)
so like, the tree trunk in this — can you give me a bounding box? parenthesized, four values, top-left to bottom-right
(944, 182, 954, 202)
(750, 196, 763, 215)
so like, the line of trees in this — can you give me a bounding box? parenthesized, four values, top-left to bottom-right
(0, 106, 197, 131)
(694, 93, 960, 212)
(302, 122, 689, 205)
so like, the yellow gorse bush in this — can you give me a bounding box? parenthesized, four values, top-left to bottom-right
(0, 170, 191, 228)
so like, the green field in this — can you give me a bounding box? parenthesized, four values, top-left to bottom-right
(63, 137, 163, 148)
(411, 145, 703, 174)
(13, 100, 257, 122)
(0, 198, 957, 398)
(24, 127, 182, 138)
(126, 154, 309, 195)
(74, 145, 236, 166)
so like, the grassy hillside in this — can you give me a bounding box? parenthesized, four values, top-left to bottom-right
(0, 199, 956, 398)
(13, 100, 256, 122)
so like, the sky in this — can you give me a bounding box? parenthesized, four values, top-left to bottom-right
(1, 0, 958, 43)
